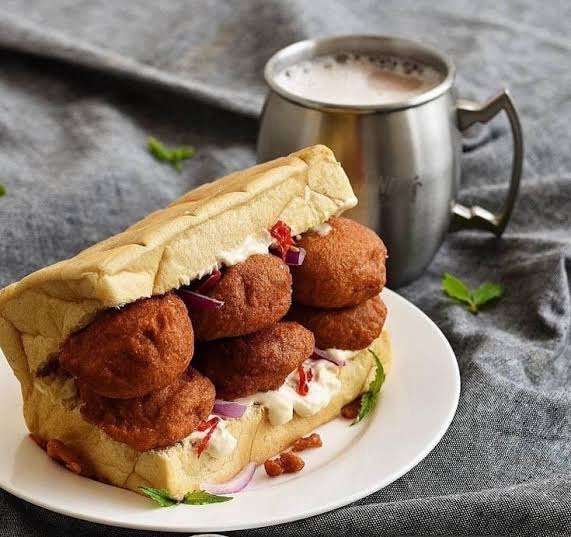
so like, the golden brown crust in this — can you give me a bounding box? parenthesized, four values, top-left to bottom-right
(291, 217, 387, 308)
(79, 368, 214, 452)
(287, 296, 387, 350)
(291, 433, 322, 452)
(0, 145, 369, 500)
(60, 293, 193, 399)
(194, 321, 314, 400)
(18, 330, 390, 500)
(0, 145, 356, 383)
(191, 255, 292, 341)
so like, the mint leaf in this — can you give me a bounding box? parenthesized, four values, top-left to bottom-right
(354, 391, 378, 425)
(472, 282, 503, 307)
(352, 350, 385, 425)
(442, 273, 472, 304)
(139, 487, 232, 507)
(368, 350, 386, 394)
(183, 490, 233, 505)
(139, 487, 178, 507)
(0, 184, 5, 197)
(442, 273, 503, 314)
(147, 136, 195, 171)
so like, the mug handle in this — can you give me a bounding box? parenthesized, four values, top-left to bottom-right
(451, 90, 524, 236)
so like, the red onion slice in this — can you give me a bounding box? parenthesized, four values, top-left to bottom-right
(196, 270, 222, 293)
(213, 400, 247, 419)
(203, 462, 257, 495)
(179, 289, 224, 310)
(285, 247, 306, 266)
(311, 348, 346, 367)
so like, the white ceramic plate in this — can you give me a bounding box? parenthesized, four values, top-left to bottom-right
(0, 288, 460, 532)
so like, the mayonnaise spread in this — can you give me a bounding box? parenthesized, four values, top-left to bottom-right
(238, 359, 342, 426)
(309, 222, 333, 236)
(188, 416, 237, 459)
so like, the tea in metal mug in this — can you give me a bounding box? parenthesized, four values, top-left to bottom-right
(257, 35, 523, 287)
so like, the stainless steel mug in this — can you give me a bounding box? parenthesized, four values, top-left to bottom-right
(257, 35, 523, 287)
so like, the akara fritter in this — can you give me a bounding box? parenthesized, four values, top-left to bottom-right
(79, 368, 214, 452)
(191, 254, 292, 341)
(287, 296, 387, 350)
(290, 217, 387, 308)
(194, 321, 314, 400)
(60, 293, 193, 399)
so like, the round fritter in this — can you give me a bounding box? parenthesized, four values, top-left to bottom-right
(194, 321, 314, 400)
(79, 368, 215, 452)
(291, 217, 387, 308)
(191, 254, 292, 341)
(287, 296, 387, 350)
(60, 293, 193, 399)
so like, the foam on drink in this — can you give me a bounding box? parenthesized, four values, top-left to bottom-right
(274, 53, 443, 106)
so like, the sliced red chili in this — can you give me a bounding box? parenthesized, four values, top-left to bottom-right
(297, 365, 309, 396)
(195, 418, 220, 457)
(196, 416, 219, 432)
(270, 220, 295, 261)
(196, 270, 222, 293)
(307, 368, 313, 382)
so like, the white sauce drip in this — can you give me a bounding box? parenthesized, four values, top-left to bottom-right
(216, 231, 274, 267)
(335, 194, 358, 216)
(238, 359, 342, 426)
(189, 416, 237, 459)
(196, 230, 274, 278)
(322, 348, 360, 362)
(310, 222, 333, 236)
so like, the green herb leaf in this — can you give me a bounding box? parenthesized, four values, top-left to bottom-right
(442, 273, 472, 304)
(139, 487, 232, 507)
(472, 282, 503, 307)
(147, 136, 195, 171)
(139, 487, 178, 507)
(352, 350, 385, 425)
(442, 273, 503, 314)
(183, 490, 233, 505)
(0, 184, 6, 197)
(368, 352, 385, 394)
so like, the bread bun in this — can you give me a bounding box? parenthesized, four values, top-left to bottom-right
(0, 145, 393, 499)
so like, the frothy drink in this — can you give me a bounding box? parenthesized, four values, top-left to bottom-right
(274, 53, 443, 106)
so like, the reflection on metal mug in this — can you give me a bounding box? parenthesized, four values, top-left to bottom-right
(257, 35, 523, 287)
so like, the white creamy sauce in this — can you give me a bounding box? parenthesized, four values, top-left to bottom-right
(189, 416, 237, 459)
(334, 194, 358, 216)
(310, 222, 333, 236)
(238, 359, 342, 426)
(322, 348, 360, 362)
(196, 231, 274, 279)
(216, 231, 274, 267)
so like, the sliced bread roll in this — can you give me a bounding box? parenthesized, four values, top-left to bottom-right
(0, 144, 391, 498)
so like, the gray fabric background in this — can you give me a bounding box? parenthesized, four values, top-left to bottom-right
(0, 1, 570, 536)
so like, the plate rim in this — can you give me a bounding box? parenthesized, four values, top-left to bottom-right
(0, 288, 460, 532)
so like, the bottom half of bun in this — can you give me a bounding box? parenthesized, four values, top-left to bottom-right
(23, 329, 392, 499)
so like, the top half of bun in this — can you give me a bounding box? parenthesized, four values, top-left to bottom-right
(0, 145, 357, 385)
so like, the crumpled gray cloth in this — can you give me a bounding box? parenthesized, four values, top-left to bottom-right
(0, 1, 570, 536)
